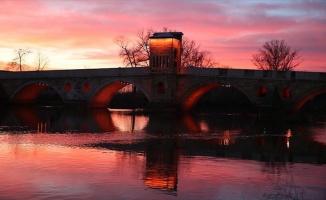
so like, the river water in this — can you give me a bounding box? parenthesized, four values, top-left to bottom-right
(0, 106, 325, 200)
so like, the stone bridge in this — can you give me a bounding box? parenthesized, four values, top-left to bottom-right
(0, 66, 325, 111)
(0, 31, 325, 111)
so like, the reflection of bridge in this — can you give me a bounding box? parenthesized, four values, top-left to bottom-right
(1, 32, 325, 111)
(4, 107, 255, 133)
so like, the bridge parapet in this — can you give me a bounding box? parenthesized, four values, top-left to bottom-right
(292, 71, 326, 80)
(0, 67, 151, 79)
(181, 66, 326, 81)
(2, 67, 325, 81)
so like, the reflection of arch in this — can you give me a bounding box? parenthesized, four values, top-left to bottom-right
(12, 106, 41, 128)
(11, 81, 63, 104)
(182, 113, 201, 132)
(88, 79, 151, 108)
(89, 109, 115, 132)
(12, 107, 115, 133)
(180, 80, 253, 111)
(294, 88, 326, 111)
(11, 106, 63, 132)
(110, 111, 149, 131)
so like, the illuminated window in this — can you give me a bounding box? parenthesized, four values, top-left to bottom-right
(256, 86, 266, 97)
(157, 82, 165, 94)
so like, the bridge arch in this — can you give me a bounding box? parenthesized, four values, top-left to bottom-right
(11, 81, 64, 104)
(293, 85, 326, 111)
(88, 78, 151, 108)
(180, 79, 254, 111)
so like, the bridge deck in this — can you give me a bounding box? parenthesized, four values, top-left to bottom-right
(1, 67, 325, 81)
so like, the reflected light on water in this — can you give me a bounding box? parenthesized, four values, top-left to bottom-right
(311, 118, 326, 145)
(37, 122, 48, 133)
(0, 141, 147, 199)
(110, 111, 149, 131)
(286, 129, 292, 149)
(222, 130, 231, 146)
(145, 168, 178, 192)
(0, 107, 325, 199)
(199, 120, 209, 131)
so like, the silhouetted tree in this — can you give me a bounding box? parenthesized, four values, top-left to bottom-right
(7, 48, 32, 71)
(251, 40, 303, 71)
(135, 28, 152, 66)
(115, 28, 220, 68)
(114, 35, 138, 67)
(114, 29, 153, 67)
(181, 38, 216, 68)
(34, 51, 49, 71)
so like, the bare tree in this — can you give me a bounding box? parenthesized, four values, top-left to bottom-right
(181, 38, 218, 68)
(7, 48, 32, 71)
(115, 28, 220, 68)
(135, 28, 153, 67)
(34, 51, 49, 71)
(114, 35, 138, 67)
(114, 29, 154, 68)
(251, 40, 303, 71)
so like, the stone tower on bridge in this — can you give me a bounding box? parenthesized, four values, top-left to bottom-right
(149, 32, 183, 74)
(148, 32, 183, 110)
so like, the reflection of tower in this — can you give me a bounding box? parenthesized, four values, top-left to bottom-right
(145, 138, 179, 192)
(149, 32, 183, 109)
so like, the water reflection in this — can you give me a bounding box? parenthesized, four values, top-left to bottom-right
(145, 137, 179, 193)
(1, 106, 258, 134)
(1, 106, 325, 164)
(0, 106, 325, 199)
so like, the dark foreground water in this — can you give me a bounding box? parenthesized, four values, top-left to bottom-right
(0, 106, 325, 200)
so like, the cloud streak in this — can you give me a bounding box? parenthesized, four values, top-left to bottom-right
(0, 0, 325, 71)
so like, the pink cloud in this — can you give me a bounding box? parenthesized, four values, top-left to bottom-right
(0, 0, 325, 71)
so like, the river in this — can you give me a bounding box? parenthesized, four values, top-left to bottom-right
(0, 106, 325, 200)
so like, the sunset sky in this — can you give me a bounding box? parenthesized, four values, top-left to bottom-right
(0, 0, 325, 72)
